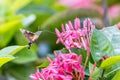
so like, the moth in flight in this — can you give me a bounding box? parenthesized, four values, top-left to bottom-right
(20, 29, 42, 49)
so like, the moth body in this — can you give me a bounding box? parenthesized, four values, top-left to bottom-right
(20, 29, 42, 49)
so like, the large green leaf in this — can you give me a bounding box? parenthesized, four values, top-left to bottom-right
(12, 48, 38, 64)
(112, 70, 120, 80)
(100, 56, 120, 69)
(0, 20, 22, 48)
(0, 20, 21, 32)
(101, 26, 120, 55)
(0, 45, 26, 67)
(17, 3, 55, 15)
(0, 55, 15, 67)
(90, 29, 114, 62)
(100, 26, 120, 78)
(10, 0, 33, 12)
(0, 45, 27, 56)
(104, 66, 120, 78)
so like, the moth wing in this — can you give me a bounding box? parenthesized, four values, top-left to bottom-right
(35, 31, 42, 37)
(33, 31, 42, 41)
(35, 31, 42, 36)
(20, 29, 35, 42)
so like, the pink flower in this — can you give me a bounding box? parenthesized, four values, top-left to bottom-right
(58, 0, 103, 15)
(116, 22, 120, 29)
(58, 0, 120, 19)
(92, 62, 96, 72)
(58, 0, 95, 9)
(29, 69, 45, 80)
(108, 5, 120, 19)
(30, 52, 85, 80)
(55, 18, 95, 55)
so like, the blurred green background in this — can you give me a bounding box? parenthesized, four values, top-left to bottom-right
(0, 0, 120, 80)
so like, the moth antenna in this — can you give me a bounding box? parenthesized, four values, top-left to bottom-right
(43, 30, 56, 35)
(37, 26, 55, 35)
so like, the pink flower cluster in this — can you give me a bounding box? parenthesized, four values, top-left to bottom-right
(108, 5, 120, 19)
(55, 18, 95, 55)
(58, 0, 95, 9)
(30, 52, 84, 80)
(58, 0, 120, 19)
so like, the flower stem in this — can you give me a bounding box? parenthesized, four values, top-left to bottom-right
(102, 0, 109, 27)
(100, 69, 105, 80)
(68, 49, 72, 53)
(84, 55, 89, 69)
(81, 37, 87, 49)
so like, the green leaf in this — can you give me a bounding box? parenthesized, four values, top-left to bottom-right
(0, 20, 21, 33)
(0, 55, 15, 67)
(17, 3, 55, 15)
(100, 56, 120, 69)
(89, 62, 100, 80)
(89, 62, 94, 74)
(105, 66, 120, 77)
(12, 47, 38, 64)
(17, 3, 55, 29)
(101, 26, 120, 55)
(0, 20, 22, 47)
(0, 45, 27, 56)
(70, 48, 86, 55)
(22, 14, 36, 27)
(10, 0, 33, 12)
(38, 61, 49, 68)
(61, 48, 69, 53)
(70, 48, 87, 63)
(112, 70, 120, 80)
(37, 0, 56, 6)
(90, 29, 114, 62)
(0, 45, 27, 67)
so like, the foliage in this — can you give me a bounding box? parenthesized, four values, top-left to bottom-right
(100, 56, 120, 69)
(90, 29, 114, 62)
(0, 0, 120, 80)
(0, 46, 26, 67)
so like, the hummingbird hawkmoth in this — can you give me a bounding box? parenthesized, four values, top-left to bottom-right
(20, 29, 42, 49)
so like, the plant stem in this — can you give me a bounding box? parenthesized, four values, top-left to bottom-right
(68, 49, 72, 53)
(102, 0, 109, 27)
(84, 55, 89, 69)
(88, 70, 93, 80)
(100, 69, 105, 80)
(81, 37, 87, 50)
